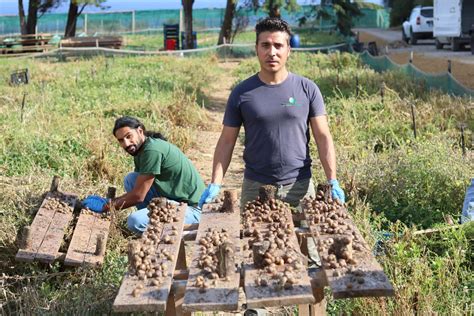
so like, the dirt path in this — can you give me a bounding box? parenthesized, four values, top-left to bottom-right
(186, 61, 245, 192)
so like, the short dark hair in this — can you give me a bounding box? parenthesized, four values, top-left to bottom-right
(113, 116, 167, 140)
(255, 17, 292, 44)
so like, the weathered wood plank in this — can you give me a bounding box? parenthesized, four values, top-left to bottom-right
(84, 215, 112, 266)
(113, 203, 187, 313)
(64, 212, 96, 266)
(182, 201, 241, 312)
(242, 203, 315, 308)
(302, 198, 394, 299)
(35, 211, 73, 263)
(15, 191, 76, 263)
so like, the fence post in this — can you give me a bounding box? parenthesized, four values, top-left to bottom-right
(355, 75, 359, 98)
(409, 51, 413, 63)
(447, 60, 452, 73)
(84, 14, 88, 34)
(410, 102, 417, 139)
(380, 82, 385, 104)
(132, 10, 136, 34)
(20, 92, 27, 123)
(460, 123, 466, 156)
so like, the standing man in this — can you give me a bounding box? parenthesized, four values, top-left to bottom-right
(84, 116, 205, 234)
(199, 17, 345, 210)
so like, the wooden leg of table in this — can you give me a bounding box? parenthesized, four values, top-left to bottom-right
(176, 239, 187, 270)
(298, 304, 311, 316)
(310, 286, 326, 316)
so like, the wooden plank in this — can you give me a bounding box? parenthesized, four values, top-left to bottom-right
(302, 197, 394, 299)
(113, 203, 187, 313)
(242, 199, 315, 308)
(84, 215, 112, 266)
(182, 202, 241, 312)
(15, 191, 76, 263)
(35, 211, 73, 263)
(64, 212, 96, 266)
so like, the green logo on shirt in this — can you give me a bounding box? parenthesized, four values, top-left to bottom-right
(283, 97, 302, 107)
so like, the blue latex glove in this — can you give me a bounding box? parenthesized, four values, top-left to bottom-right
(329, 179, 345, 203)
(83, 195, 108, 213)
(198, 183, 221, 208)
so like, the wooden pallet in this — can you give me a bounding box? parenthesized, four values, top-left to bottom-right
(113, 203, 187, 313)
(16, 191, 76, 264)
(182, 202, 241, 312)
(64, 211, 111, 267)
(242, 209, 315, 308)
(302, 204, 394, 299)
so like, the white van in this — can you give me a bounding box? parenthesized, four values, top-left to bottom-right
(433, 0, 474, 51)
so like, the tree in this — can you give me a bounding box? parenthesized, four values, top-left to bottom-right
(181, 0, 194, 49)
(299, 0, 362, 37)
(249, 0, 299, 18)
(218, 0, 237, 45)
(64, 0, 106, 38)
(18, 0, 60, 35)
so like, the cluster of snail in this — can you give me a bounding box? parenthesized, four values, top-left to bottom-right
(194, 228, 233, 291)
(43, 193, 73, 213)
(302, 186, 368, 284)
(128, 197, 180, 297)
(242, 186, 306, 290)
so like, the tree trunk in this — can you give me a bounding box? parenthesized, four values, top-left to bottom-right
(267, 0, 281, 18)
(182, 0, 194, 49)
(25, 0, 39, 34)
(18, 0, 27, 35)
(218, 0, 236, 45)
(64, 1, 79, 38)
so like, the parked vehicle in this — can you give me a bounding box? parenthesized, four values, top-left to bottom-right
(433, 0, 474, 52)
(402, 6, 434, 45)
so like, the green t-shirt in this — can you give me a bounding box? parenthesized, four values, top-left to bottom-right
(134, 137, 205, 206)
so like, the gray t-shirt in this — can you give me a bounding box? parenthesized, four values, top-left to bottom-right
(223, 72, 326, 184)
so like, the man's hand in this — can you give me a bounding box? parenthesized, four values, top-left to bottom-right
(83, 195, 109, 213)
(198, 184, 221, 208)
(329, 179, 345, 203)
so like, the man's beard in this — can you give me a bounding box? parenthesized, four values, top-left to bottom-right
(126, 141, 143, 156)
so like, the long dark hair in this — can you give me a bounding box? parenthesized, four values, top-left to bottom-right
(113, 116, 167, 141)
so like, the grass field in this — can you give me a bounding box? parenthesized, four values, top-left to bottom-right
(0, 48, 473, 314)
(123, 28, 344, 50)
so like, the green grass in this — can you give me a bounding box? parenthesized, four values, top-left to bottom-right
(1, 49, 473, 314)
(122, 28, 344, 51)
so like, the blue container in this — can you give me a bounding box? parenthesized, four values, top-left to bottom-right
(290, 34, 300, 48)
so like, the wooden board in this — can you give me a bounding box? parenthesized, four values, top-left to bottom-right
(15, 191, 76, 263)
(302, 204, 395, 299)
(113, 204, 187, 313)
(182, 202, 241, 312)
(64, 212, 111, 267)
(242, 209, 315, 308)
(84, 215, 111, 266)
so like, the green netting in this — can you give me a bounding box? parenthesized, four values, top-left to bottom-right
(0, 6, 390, 36)
(353, 8, 390, 29)
(360, 51, 474, 98)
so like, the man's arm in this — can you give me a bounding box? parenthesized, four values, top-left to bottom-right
(111, 174, 155, 210)
(310, 116, 337, 181)
(211, 126, 240, 185)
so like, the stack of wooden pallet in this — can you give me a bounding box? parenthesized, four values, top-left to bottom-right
(60, 36, 123, 49)
(1, 33, 54, 55)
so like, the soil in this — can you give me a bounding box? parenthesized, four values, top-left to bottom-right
(356, 29, 474, 90)
(186, 61, 245, 193)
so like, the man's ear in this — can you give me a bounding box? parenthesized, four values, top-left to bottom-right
(137, 126, 144, 136)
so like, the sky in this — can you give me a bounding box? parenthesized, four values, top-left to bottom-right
(0, 0, 384, 15)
